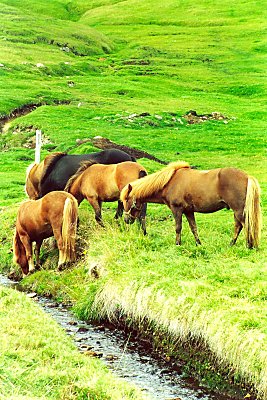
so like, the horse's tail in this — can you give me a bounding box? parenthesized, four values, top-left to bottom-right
(13, 229, 28, 275)
(244, 176, 262, 248)
(60, 196, 78, 264)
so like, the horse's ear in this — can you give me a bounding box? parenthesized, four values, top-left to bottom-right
(139, 170, 147, 178)
(127, 184, 133, 195)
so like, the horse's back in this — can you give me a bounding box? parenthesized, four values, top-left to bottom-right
(41, 191, 76, 215)
(115, 161, 147, 190)
(169, 168, 220, 192)
(92, 149, 135, 163)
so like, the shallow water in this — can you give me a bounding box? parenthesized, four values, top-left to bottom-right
(0, 274, 237, 400)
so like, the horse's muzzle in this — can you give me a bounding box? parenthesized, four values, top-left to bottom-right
(124, 213, 135, 225)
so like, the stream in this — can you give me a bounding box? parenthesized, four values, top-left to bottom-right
(0, 274, 238, 400)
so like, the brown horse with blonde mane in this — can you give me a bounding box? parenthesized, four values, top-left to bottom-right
(65, 160, 148, 234)
(120, 161, 262, 248)
(13, 191, 78, 277)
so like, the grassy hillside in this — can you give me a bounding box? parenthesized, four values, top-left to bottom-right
(0, 0, 266, 398)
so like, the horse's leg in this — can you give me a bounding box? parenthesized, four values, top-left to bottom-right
(230, 213, 243, 246)
(137, 203, 147, 235)
(170, 206, 183, 245)
(184, 211, 201, 245)
(35, 239, 43, 269)
(20, 234, 35, 274)
(114, 200, 124, 219)
(87, 197, 104, 227)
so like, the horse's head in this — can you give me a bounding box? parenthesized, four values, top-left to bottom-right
(25, 163, 41, 200)
(13, 231, 29, 276)
(121, 183, 143, 225)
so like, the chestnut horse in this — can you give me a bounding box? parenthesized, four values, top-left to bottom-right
(13, 191, 78, 277)
(25, 149, 135, 200)
(120, 161, 262, 248)
(65, 161, 148, 234)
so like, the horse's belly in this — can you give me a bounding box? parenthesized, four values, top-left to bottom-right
(194, 201, 227, 213)
(29, 225, 53, 241)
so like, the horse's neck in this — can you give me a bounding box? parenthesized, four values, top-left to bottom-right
(138, 191, 165, 204)
(68, 178, 84, 204)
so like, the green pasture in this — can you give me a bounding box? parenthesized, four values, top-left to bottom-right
(0, 0, 266, 399)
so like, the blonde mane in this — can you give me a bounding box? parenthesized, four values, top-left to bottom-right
(64, 160, 98, 192)
(25, 162, 37, 180)
(121, 161, 190, 200)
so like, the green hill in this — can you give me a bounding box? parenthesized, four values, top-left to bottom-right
(0, 1, 266, 399)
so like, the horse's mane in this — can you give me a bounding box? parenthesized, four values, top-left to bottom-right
(39, 152, 66, 187)
(121, 161, 190, 200)
(64, 160, 98, 192)
(25, 162, 37, 180)
(13, 229, 27, 266)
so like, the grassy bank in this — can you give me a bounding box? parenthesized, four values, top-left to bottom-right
(0, 0, 266, 399)
(0, 286, 147, 400)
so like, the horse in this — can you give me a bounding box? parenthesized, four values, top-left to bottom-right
(25, 148, 136, 200)
(64, 160, 148, 234)
(13, 191, 78, 277)
(120, 161, 262, 248)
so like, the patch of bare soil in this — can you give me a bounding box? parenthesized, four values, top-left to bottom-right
(76, 136, 168, 165)
(183, 110, 232, 124)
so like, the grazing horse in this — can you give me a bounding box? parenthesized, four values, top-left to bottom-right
(13, 191, 78, 277)
(120, 161, 262, 248)
(65, 161, 148, 234)
(25, 149, 136, 200)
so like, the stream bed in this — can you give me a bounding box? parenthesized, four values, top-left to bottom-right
(0, 274, 238, 400)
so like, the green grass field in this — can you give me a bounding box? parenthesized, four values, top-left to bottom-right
(0, 0, 266, 399)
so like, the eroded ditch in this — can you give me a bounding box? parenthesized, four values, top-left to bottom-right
(0, 274, 242, 400)
(0, 101, 70, 133)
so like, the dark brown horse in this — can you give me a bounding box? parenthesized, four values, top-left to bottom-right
(65, 161, 148, 233)
(120, 161, 262, 248)
(13, 191, 78, 277)
(25, 149, 135, 200)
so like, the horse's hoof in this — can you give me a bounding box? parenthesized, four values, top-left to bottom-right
(58, 262, 71, 271)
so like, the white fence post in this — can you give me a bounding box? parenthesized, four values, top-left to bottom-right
(35, 129, 42, 164)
